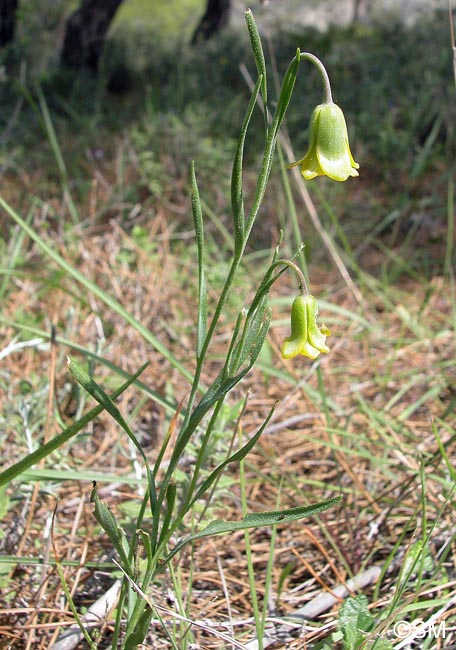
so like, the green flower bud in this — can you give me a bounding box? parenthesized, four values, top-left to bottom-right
(282, 294, 330, 360)
(289, 102, 359, 182)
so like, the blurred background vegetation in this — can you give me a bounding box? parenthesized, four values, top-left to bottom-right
(1, 2, 455, 647)
(0, 0, 453, 262)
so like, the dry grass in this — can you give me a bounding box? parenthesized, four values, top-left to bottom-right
(0, 1, 454, 645)
(1, 193, 455, 649)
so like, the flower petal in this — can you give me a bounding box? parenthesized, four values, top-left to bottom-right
(281, 294, 330, 360)
(300, 151, 325, 180)
(291, 102, 359, 183)
(317, 149, 358, 181)
(281, 336, 321, 359)
(281, 337, 302, 359)
(305, 295, 330, 353)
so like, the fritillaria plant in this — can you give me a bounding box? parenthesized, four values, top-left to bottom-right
(0, 10, 360, 650)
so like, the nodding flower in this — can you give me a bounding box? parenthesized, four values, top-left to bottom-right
(289, 102, 359, 182)
(282, 294, 330, 360)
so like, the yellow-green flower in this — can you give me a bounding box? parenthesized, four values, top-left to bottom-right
(282, 294, 330, 360)
(289, 102, 359, 181)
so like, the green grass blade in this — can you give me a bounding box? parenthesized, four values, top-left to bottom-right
(68, 357, 157, 517)
(0, 212, 33, 302)
(0, 196, 193, 383)
(36, 88, 79, 224)
(0, 555, 115, 569)
(432, 420, 456, 481)
(0, 364, 148, 487)
(37, 88, 68, 183)
(20, 468, 148, 484)
(53, 553, 98, 649)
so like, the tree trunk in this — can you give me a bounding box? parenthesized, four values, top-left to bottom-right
(0, 0, 18, 47)
(60, 0, 124, 72)
(191, 0, 231, 45)
(352, 0, 366, 22)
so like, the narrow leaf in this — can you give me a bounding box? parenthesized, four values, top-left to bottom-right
(68, 357, 136, 436)
(190, 404, 276, 506)
(68, 357, 157, 517)
(271, 50, 300, 138)
(0, 364, 148, 487)
(158, 365, 251, 506)
(90, 482, 131, 571)
(248, 310, 271, 364)
(222, 310, 245, 379)
(244, 53, 300, 236)
(124, 605, 154, 650)
(190, 162, 207, 359)
(231, 295, 270, 373)
(245, 9, 267, 113)
(231, 75, 263, 253)
(166, 497, 341, 563)
(0, 197, 192, 382)
(158, 482, 177, 547)
(184, 367, 250, 440)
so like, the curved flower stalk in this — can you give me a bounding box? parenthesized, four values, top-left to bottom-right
(282, 293, 330, 360)
(0, 14, 352, 650)
(289, 102, 359, 182)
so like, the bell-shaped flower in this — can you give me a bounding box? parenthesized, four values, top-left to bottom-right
(289, 102, 359, 182)
(282, 294, 330, 360)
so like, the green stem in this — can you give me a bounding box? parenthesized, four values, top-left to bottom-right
(154, 47, 302, 568)
(239, 441, 262, 649)
(182, 56, 301, 426)
(245, 53, 300, 236)
(276, 140, 309, 284)
(271, 258, 309, 294)
(300, 52, 333, 103)
(179, 397, 225, 515)
(182, 255, 242, 431)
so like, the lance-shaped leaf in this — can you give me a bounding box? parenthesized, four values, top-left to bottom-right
(231, 74, 262, 254)
(68, 357, 157, 517)
(165, 496, 341, 564)
(189, 404, 276, 508)
(245, 9, 267, 112)
(0, 363, 148, 487)
(90, 482, 131, 572)
(190, 162, 207, 360)
(230, 294, 270, 375)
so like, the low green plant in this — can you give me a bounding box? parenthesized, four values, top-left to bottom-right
(318, 594, 392, 650)
(0, 10, 368, 648)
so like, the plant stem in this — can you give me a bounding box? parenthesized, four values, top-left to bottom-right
(182, 55, 301, 426)
(300, 52, 333, 103)
(271, 258, 309, 294)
